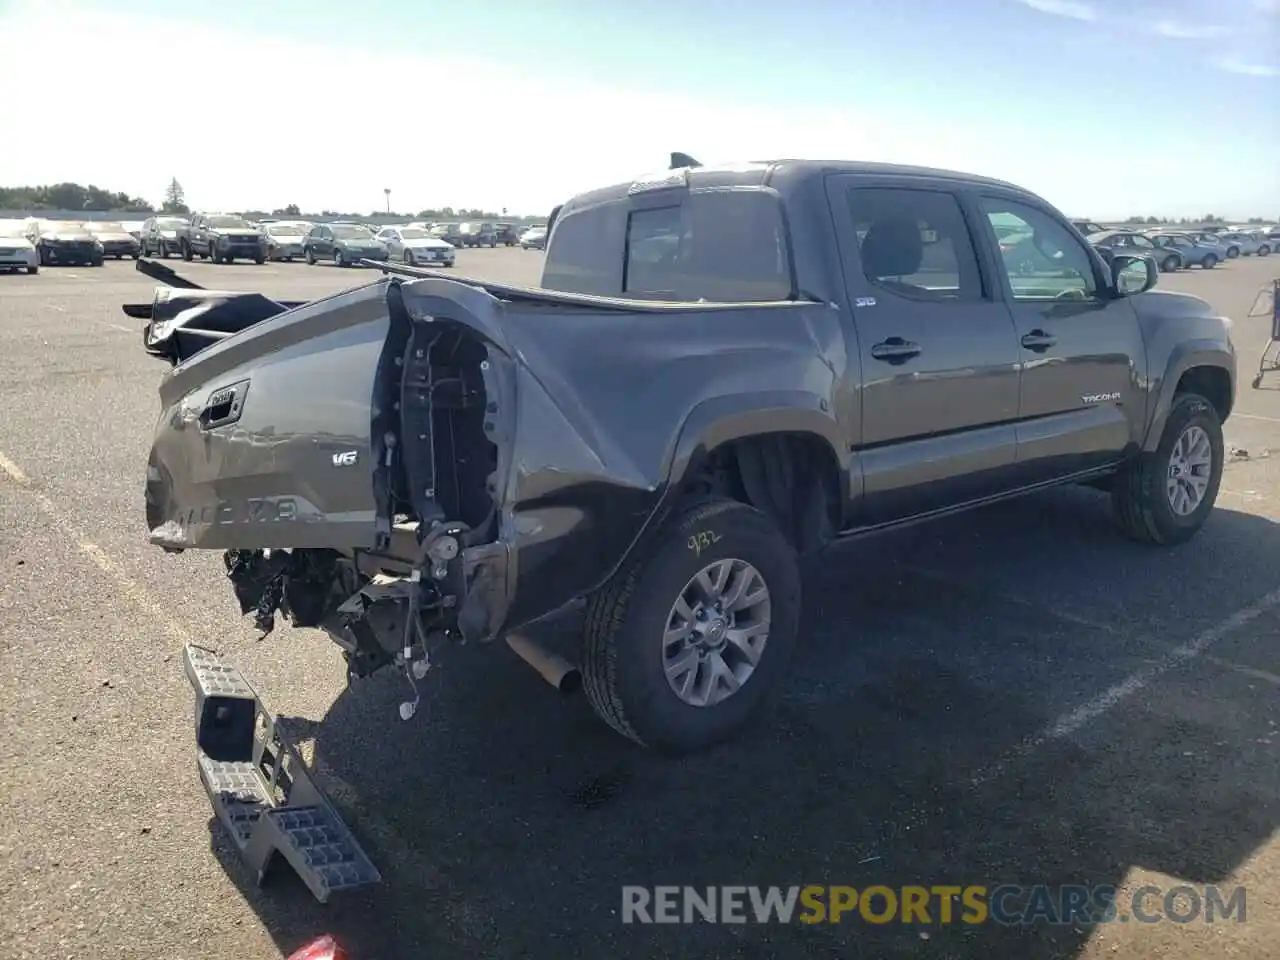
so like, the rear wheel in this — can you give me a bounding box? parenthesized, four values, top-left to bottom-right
(582, 498, 801, 753)
(404, 249, 416, 265)
(26, 265, 37, 275)
(334, 249, 346, 267)
(1160, 256, 1179, 272)
(1112, 392, 1223, 545)
(1259, 245, 1272, 257)
(305, 247, 316, 265)
(1226, 246, 1240, 259)
(1201, 254, 1218, 269)
(181, 241, 193, 261)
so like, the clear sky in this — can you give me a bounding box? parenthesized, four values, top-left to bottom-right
(0, 0, 1276, 219)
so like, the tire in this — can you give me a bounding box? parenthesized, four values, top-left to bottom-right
(305, 247, 316, 265)
(581, 498, 801, 753)
(404, 249, 416, 266)
(1201, 254, 1217, 269)
(26, 265, 37, 275)
(91, 257, 103, 267)
(254, 254, 264, 264)
(1226, 246, 1240, 259)
(334, 249, 346, 267)
(114, 253, 122, 260)
(1111, 392, 1224, 546)
(181, 241, 193, 261)
(1259, 245, 1271, 257)
(37, 245, 49, 266)
(1161, 256, 1179, 273)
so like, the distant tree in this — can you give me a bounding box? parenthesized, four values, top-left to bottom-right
(162, 178, 188, 214)
(1201, 214, 1220, 223)
(1146, 215, 1162, 224)
(271, 203, 301, 217)
(1124, 215, 1146, 224)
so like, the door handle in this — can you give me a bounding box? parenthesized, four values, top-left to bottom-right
(1020, 330, 1057, 352)
(199, 380, 249, 430)
(870, 337, 922, 364)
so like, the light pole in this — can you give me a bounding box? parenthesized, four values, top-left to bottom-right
(384, 188, 391, 215)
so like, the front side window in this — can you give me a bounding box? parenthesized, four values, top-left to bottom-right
(980, 197, 1098, 301)
(846, 187, 983, 302)
(622, 191, 793, 302)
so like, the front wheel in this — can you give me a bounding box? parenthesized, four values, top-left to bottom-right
(404, 249, 416, 265)
(26, 265, 37, 275)
(1201, 254, 1218, 269)
(1259, 245, 1272, 257)
(1226, 246, 1240, 259)
(305, 247, 316, 265)
(334, 249, 346, 267)
(1111, 392, 1224, 545)
(1161, 256, 1179, 273)
(181, 241, 193, 262)
(582, 498, 801, 753)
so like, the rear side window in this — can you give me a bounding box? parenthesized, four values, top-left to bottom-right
(541, 205, 619, 296)
(623, 190, 793, 302)
(845, 187, 984, 302)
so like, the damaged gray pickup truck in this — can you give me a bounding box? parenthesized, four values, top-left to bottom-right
(129, 154, 1235, 900)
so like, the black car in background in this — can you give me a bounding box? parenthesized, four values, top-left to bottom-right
(302, 221, 390, 267)
(83, 220, 141, 259)
(428, 222, 465, 246)
(140, 216, 190, 258)
(24, 219, 104, 266)
(494, 223, 519, 246)
(458, 221, 497, 247)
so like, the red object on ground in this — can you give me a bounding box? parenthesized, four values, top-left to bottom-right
(286, 934, 349, 960)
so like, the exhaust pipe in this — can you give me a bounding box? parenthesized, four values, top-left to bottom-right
(505, 632, 581, 695)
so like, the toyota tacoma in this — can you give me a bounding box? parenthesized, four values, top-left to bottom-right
(126, 153, 1236, 900)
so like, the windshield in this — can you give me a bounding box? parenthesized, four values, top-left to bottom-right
(399, 228, 428, 239)
(208, 215, 250, 229)
(267, 224, 304, 236)
(85, 222, 126, 233)
(429, 224, 456, 234)
(156, 218, 187, 230)
(331, 223, 373, 239)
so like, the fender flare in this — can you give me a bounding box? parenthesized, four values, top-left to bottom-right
(1142, 339, 1236, 452)
(601, 390, 848, 582)
(663, 390, 848, 490)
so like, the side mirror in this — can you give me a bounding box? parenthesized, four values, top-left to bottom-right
(1112, 254, 1157, 296)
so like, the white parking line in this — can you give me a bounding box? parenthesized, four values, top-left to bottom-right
(0, 450, 30, 486)
(969, 585, 1280, 787)
(1235, 413, 1280, 424)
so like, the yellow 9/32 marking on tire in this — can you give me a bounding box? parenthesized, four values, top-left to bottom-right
(687, 530, 722, 556)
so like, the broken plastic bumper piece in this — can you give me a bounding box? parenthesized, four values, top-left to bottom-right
(181, 644, 381, 902)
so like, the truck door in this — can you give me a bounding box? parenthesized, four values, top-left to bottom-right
(826, 176, 1024, 524)
(970, 193, 1145, 484)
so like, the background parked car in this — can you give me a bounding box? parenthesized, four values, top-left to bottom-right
(302, 221, 389, 267)
(121, 220, 146, 241)
(83, 220, 141, 259)
(1088, 230, 1182, 272)
(1070, 219, 1108, 236)
(428, 222, 465, 246)
(25, 219, 104, 267)
(261, 221, 311, 261)
(0, 221, 39, 274)
(458, 221, 497, 247)
(519, 224, 547, 249)
(375, 225, 456, 267)
(1145, 231, 1222, 268)
(140, 216, 190, 258)
(181, 213, 267, 264)
(1216, 230, 1272, 256)
(493, 223, 519, 246)
(1188, 231, 1238, 258)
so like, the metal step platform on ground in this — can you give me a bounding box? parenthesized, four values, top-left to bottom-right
(182, 644, 381, 903)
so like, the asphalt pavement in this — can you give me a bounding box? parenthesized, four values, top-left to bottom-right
(1, 249, 1278, 960)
